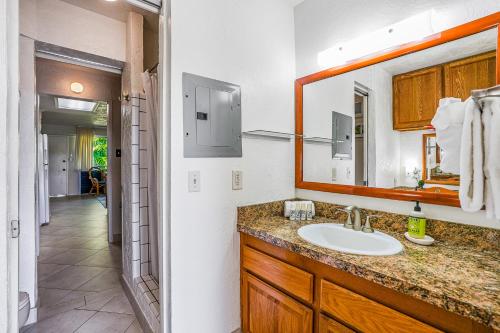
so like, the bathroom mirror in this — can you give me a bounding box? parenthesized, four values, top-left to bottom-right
(296, 14, 499, 206)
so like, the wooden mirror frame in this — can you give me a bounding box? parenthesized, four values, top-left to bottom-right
(422, 133, 460, 186)
(295, 13, 500, 207)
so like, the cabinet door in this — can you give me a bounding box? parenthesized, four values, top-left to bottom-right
(241, 272, 313, 333)
(319, 314, 355, 333)
(444, 51, 496, 101)
(393, 66, 442, 131)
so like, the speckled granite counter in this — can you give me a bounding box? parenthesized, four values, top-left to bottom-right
(237, 200, 500, 330)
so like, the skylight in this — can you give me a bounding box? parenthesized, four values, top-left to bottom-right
(56, 97, 97, 112)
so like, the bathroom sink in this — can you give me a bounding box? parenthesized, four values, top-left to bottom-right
(297, 223, 403, 256)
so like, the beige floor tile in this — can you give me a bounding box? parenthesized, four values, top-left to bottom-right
(38, 263, 70, 282)
(76, 249, 121, 268)
(78, 287, 125, 311)
(75, 312, 136, 333)
(125, 320, 143, 333)
(38, 288, 72, 308)
(77, 268, 121, 292)
(100, 294, 135, 314)
(37, 247, 68, 262)
(39, 248, 98, 265)
(25, 309, 96, 333)
(39, 265, 105, 290)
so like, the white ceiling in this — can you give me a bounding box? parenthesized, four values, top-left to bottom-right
(290, 0, 305, 7)
(378, 27, 497, 75)
(40, 94, 108, 129)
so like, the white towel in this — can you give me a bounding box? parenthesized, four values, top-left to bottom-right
(431, 98, 465, 174)
(481, 96, 500, 220)
(459, 98, 484, 213)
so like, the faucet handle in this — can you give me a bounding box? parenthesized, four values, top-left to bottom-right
(337, 208, 354, 229)
(362, 215, 379, 233)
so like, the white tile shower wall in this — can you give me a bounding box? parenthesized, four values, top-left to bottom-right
(138, 94, 152, 277)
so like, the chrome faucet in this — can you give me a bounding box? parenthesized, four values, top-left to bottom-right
(345, 206, 362, 231)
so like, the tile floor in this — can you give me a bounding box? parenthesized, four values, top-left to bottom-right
(23, 196, 142, 333)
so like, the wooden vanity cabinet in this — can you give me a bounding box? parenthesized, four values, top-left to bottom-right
(393, 66, 443, 131)
(240, 233, 492, 333)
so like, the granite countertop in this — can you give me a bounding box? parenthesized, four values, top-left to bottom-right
(237, 210, 500, 330)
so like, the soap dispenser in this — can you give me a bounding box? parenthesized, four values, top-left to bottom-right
(408, 201, 426, 239)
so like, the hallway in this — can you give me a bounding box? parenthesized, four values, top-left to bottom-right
(24, 197, 142, 333)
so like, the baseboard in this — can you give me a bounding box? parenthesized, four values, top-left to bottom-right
(231, 328, 242, 333)
(121, 275, 154, 333)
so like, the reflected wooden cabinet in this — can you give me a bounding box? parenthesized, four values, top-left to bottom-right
(393, 51, 496, 131)
(393, 66, 443, 131)
(444, 51, 496, 101)
(241, 271, 313, 333)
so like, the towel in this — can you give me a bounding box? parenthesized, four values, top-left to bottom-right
(481, 96, 500, 220)
(459, 98, 484, 213)
(431, 98, 465, 174)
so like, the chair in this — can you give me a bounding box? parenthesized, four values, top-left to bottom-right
(88, 167, 106, 195)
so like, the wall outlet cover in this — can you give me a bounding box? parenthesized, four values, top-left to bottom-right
(232, 170, 243, 190)
(188, 171, 200, 192)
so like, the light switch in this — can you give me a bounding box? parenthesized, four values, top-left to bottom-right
(188, 171, 200, 192)
(232, 170, 243, 190)
(332, 168, 337, 181)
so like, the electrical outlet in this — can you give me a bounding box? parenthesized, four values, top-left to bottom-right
(332, 167, 337, 181)
(232, 170, 243, 190)
(188, 171, 200, 192)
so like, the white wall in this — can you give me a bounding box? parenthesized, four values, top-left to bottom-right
(19, 35, 37, 325)
(294, 0, 500, 228)
(170, 0, 296, 331)
(20, 0, 126, 61)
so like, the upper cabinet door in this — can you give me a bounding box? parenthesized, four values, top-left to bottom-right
(444, 51, 496, 101)
(393, 66, 442, 131)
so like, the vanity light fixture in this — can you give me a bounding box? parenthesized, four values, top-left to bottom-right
(70, 82, 84, 94)
(318, 10, 437, 68)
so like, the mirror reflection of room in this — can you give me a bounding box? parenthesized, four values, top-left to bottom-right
(302, 28, 497, 193)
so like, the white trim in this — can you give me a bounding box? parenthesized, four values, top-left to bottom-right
(35, 52, 122, 74)
(158, 1, 172, 332)
(0, 0, 20, 331)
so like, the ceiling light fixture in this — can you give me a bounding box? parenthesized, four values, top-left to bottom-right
(318, 10, 437, 68)
(57, 97, 96, 112)
(70, 82, 84, 94)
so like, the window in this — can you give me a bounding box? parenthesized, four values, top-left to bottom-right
(93, 136, 108, 168)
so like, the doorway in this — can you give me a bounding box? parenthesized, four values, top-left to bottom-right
(354, 87, 369, 186)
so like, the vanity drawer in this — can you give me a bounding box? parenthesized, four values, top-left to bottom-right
(320, 280, 442, 333)
(242, 246, 314, 303)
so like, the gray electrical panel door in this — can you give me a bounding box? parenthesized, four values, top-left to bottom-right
(183, 73, 242, 157)
(332, 111, 352, 160)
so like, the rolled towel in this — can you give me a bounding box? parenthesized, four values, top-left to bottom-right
(431, 97, 465, 174)
(459, 98, 484, 213)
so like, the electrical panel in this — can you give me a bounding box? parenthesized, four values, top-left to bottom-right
(183, 73, 242, 158)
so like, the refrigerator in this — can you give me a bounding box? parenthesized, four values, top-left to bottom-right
(38, 133, 50, 226)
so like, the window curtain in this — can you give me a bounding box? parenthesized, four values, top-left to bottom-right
(76, 128, 95, 170)
(142, 70, 159, 281)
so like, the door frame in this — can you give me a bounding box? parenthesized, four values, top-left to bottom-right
(0, 0, 20, 331)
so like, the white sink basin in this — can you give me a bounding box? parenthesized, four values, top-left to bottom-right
(298, 223, 403, 256)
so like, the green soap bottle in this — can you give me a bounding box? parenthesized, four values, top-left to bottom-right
(408, 201, 426, 239)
